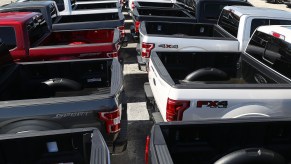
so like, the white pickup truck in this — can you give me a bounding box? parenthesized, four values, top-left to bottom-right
(145, 25, 291, 122)
(17, 0, 121, 15)
(137, 6, 291, 69)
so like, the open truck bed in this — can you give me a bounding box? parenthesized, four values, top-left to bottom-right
(146, 51, 291, 122)
(0, 41, 126, 153)
(0, 128, 109, 164)
(148, 117, 291, 164)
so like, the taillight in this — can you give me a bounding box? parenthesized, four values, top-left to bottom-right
(141, 42, 155, 58)
(118, 26, 125, 38)
(135, 21, 140, 33)
(166, 98, 190, 121)
(271, 31, 285, 40)
(131, 1, 135, 9)
(107, 51, 118, 58)
(99, 108, 121, 133)
(145, 135, 150, 164)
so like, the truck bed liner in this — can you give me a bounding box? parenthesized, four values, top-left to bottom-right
(0, 59, 112, 101)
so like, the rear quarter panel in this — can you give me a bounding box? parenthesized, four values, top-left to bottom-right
(168, 88, 291, 120)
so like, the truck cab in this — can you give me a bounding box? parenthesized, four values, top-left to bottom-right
(243, 25, 291, 84)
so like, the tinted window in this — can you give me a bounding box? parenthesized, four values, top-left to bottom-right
(49, 3, 58, 22)
(250, 19, 291, 37)
(246, 31, 268, 61)
(27, 15, 49, 46)
(218, 9, 240, 37)
(246, 31, 291, 79)
(204, 3, 225, 20)
(0, 27, 16, 50)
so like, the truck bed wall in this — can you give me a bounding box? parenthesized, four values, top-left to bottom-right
(156, 52, 240, 82)
(157, 119, 291, 164)
(39, 29, 114, 46)
(137, 2, 177, 8)
(0, 59, 112, 101)
(144, 22, 227, 37)
(75, 2, 117, 10)
(57, 12, 120, 23)
(137, 8, 190, 17)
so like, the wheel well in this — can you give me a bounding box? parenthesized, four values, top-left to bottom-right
(0, 120, 64, 134)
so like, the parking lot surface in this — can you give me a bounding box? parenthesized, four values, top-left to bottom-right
(0, 0, 291, 164)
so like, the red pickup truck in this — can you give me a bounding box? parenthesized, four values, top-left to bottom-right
(0, 12, 121, 62)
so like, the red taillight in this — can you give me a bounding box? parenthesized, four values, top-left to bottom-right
(131, 1, 135, 9)
(135, 21, 140, 33)
(99, 108, 121, 133)
(141, 42, 155, 58)
(145, 135, 150, 164)
(271, 31, 285, 40)
(166, 98, 190, 121)
(118, 26, 125, 38)
(107, 51, 118, 58)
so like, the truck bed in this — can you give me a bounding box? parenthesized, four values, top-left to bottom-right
(150, 118, 291, 164)
(0, 59, 113, 101)
(39, 29, 115, 46)
(155, 52, 242, 84)
(142, 22, 231, 38)
(0, 128, 109, 164)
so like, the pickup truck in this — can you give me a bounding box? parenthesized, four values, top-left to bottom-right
(147, 117, 291, 164)
(144, 25, 291, 122)
(17, 0, 121, 15)
(176, 0, 253, 24)
(137, 6, 291, 69)
(0, 1, 127, 44)
(130, 8, 195, 39)
(0, 128, 110, 163)
(0, 12, 121, 62)
(0, 41, 126, 153)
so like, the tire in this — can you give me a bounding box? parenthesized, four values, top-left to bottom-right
(0, 120, 63, 134)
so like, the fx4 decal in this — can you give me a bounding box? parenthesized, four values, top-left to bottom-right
(158, 44, 178, 49)
(197, 101, 228, 108)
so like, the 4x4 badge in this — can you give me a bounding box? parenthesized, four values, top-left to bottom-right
(158, 44, 178, 49)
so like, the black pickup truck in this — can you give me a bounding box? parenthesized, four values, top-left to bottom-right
(130, 8, 195, 39)
(0, 42, 126, 153)
(176, 0, 253, 24)
(0, 128, 110, 164)
(147, 117, 291, 164)
(0, 1, 127, 43)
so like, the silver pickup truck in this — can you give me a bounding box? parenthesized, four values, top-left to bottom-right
(145, 25, 291, 123)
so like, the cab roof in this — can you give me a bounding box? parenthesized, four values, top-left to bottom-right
(0, 12, 40, 23)
(223, 6, 291, 18)
(256, 25, 291, 43)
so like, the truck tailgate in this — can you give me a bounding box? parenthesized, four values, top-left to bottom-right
(0, 96, 117, 130)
